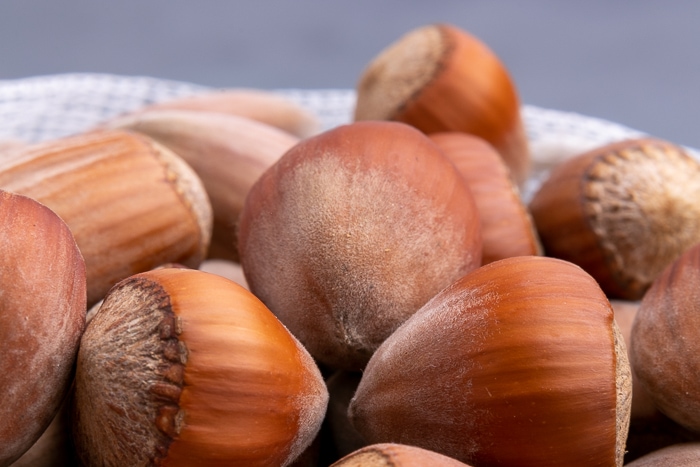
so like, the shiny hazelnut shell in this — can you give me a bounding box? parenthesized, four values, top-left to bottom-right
(0, 130, 213, 306)
(354, 23, 530, 185)
(72, 268, 328, 466)
(106, 110, 299, 262)
(429, 131, 541, 263)
(348, 255, 631, 467)
(237, 120, 482, 370)
(529, 138, 700, 300)
(0, 190, 86, 465)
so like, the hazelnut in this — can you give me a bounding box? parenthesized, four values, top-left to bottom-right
(238, 120, 482, 370)
(71, 268, 329, 466)
(331, 443, 472, 466)
(348, 255, 631, 466)
(122, 88, 321, 138)
(106, 109, 298, 261)
(529, 137, 700, 300)
(0, 129, 213, 306)
(0, 190, 86, 465)
(630, 242, 700, 433)
(429, 131, 542, 263)
(354, 23, 530, 185)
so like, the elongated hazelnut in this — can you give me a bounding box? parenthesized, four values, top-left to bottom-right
(106, 109, 299, 261)
(355, 23, 530, 185)
(630, 242, 700, 433)
(0, 190, 86, 466)
(0, 130, 212, 306)
(72, 268, 328, 466)
(625, 442, 700, 466)
(123, 88, 320, 138)
(238, 120, 482, 370)
(331, 443, 472, 467)
(429, 132, 541, 263)
(348, 256, 631, 467)
(529, 137, 700, 300)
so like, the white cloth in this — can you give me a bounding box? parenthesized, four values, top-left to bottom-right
(0, 73, 654, 200)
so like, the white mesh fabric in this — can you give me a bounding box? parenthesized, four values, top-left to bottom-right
(0, 72, 666, 200)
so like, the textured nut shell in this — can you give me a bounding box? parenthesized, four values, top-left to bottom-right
(127, 88, 321, 138)
(429, 132, 541, 263)
(625, 442, 700, 466)
(238, 120, 482, 370)
(0, 191, 86, 466)
(331, 443, 472, 466)
(355, 23, 530, 185)
(631, 243, 700, 433)
(106, 109, 298, 261)
(0, 130, 212, 305)
(72, 268, 328, 467)
(530, 138, 700, 300)
(348, 256, 631, 467)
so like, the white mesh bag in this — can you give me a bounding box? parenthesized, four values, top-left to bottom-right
(0, 72, 652, 199)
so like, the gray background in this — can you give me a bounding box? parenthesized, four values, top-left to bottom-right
(1, 1, 699, 148)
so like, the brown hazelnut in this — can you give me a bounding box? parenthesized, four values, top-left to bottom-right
(106, 109, 298, 261)
(331, 443, 472, 466)
(354, 23, 530, 185)
(71, 268, 328, 466)
(238, 120, 482, 370)
(429, 131, 541, 263)
(630, 242, 700, 433)
(0, 190, 86, 465)
(0, 129, 213, 306)
(348, 256, 631, 466)
(529, 137, 700, 300)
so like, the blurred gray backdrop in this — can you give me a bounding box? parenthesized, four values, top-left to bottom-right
(1, 0, 699, 148)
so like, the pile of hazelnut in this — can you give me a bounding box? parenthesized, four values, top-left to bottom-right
(2, 23, 700, 467)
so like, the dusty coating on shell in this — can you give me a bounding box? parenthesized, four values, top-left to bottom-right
(333, 443, 473, 466)
(0, 191, 86, 466)
(240, 139, 479, 369)
(72, 276, 186, 466)
(146, 136, 213, 265)
(625, 442, 700, 466)
(583, 141, 700, 297)
(613, 320, 632, 466)
(355, 24, 445, 121)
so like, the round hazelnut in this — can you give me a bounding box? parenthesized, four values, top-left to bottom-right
(238, 120, 482, 370)
(530, 137, 700, 300)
